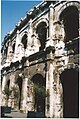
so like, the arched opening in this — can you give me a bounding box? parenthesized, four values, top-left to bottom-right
(12, 43, 15, 53)
(31, 73, 46, 116)
(60, 69, 79, 118)
(59, 6, 79, 54)
(15, 77, 23, 109)
(21, 34, 27, 49)
(36, 22, 47, 51)
(4, 46, 8, 57)
(7, 80, 10, 88)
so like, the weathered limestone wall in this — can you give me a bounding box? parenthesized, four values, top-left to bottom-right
(1, 1, 79, 118)
(45, 61, 63, 118)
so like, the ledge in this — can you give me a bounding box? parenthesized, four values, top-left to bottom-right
(1, 46, 55, 74)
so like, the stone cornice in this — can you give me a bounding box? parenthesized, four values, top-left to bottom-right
(1, 46, 55, 75)
(1, 46, 79, 76)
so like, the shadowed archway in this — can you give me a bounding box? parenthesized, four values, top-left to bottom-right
(59, 6, 79, 54)
(31, 73, 46, 116)
(15, 77, 23, 109)
(36, 22, 47, 51)
(60, 69, 79, 118)
(21, 34, 28, 49)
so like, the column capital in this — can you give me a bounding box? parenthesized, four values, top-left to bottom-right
(16, 30, 19, 34)
(49, 3, 54, 9)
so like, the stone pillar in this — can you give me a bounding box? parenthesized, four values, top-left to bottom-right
(49, 62, 54, 117)
(9, 73, 16, 108)
(18, 43, 25, 58)
(46, 62, 63, 118)
(14, 30, 20, 61)
(2, 75, 7, 91)
(1, 75, 7, 106)
(54, 72, 63, 118)
(32, 33, 40, 53)
(27, 19, 33, 47)
(20, 77, 28, 113)
(7, 42, 13, 62)
(46, 3, 54, 48)
(27, 19, 34, 56)
(27, 80, 34, 112)
(9, 73, 15, 88)
(49, 3, 54, 38)
(45, 64, 50, 117)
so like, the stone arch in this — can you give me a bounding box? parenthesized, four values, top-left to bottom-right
(59, 5, 79, 54)
(31, 73, 46, 86)
(58, 1, 79, 18)
(21, 34, 28, 49)
(36, 21, 47, 51)
(35, 18, 49, 29)
(15, 75, 23, 109)
(60, 68, 79, 118)
(31, 73, 46, 116)
(4, 46, 8, 57)
(30, 71, 45, 80)
(59, 5, 79, 41)
(12, 43, 15, 53)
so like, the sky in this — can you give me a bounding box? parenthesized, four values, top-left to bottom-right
(1, 0, 41, 46)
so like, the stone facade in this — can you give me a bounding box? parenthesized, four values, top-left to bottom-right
(1, 1, 79, 118)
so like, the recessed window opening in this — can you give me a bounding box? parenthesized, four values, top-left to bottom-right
(21, 34, 27, 49)
(4, 47, 8, 56)
(59, 6, 79, 53)
(31, 74, 46, 117)
(7, 80, 10, 88)
(60, 6, 79, 42)
(12, 43, 15, 53)
(60, 69, 79, 118)
(16, 77, 23, 109)
(36, 22, 47, 51)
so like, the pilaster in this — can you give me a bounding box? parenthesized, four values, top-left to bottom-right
(27, 19, 33, 47)
(49, 3, 54, 39)
(48, 61, 54, 117)
(46, 61, 63, 118)
(2, 75, 7, 91)
(53, 71, 63, 118)
(14, 30, 20, 61)
(8, 73, 16, 108)
(1, 75, 8, 106)
(46, 3, 54, 48)
(20, 77, 28, 113)
(7, 41, 13, 62)
(45, 63, 50, 117)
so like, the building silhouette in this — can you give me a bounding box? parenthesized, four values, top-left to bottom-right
(1, 1, 79, 118)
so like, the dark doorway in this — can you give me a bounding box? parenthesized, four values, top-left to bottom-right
(59, 6, 79, 54)
(7, 80, 10, 88)
(21, 34, 27, 49)
(60, 69, 79, 118)
(12, 43, 15, 53)
(31, 74, 46, 117)
(36, 22, 47, 51)
(15, 77, 23, 109)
